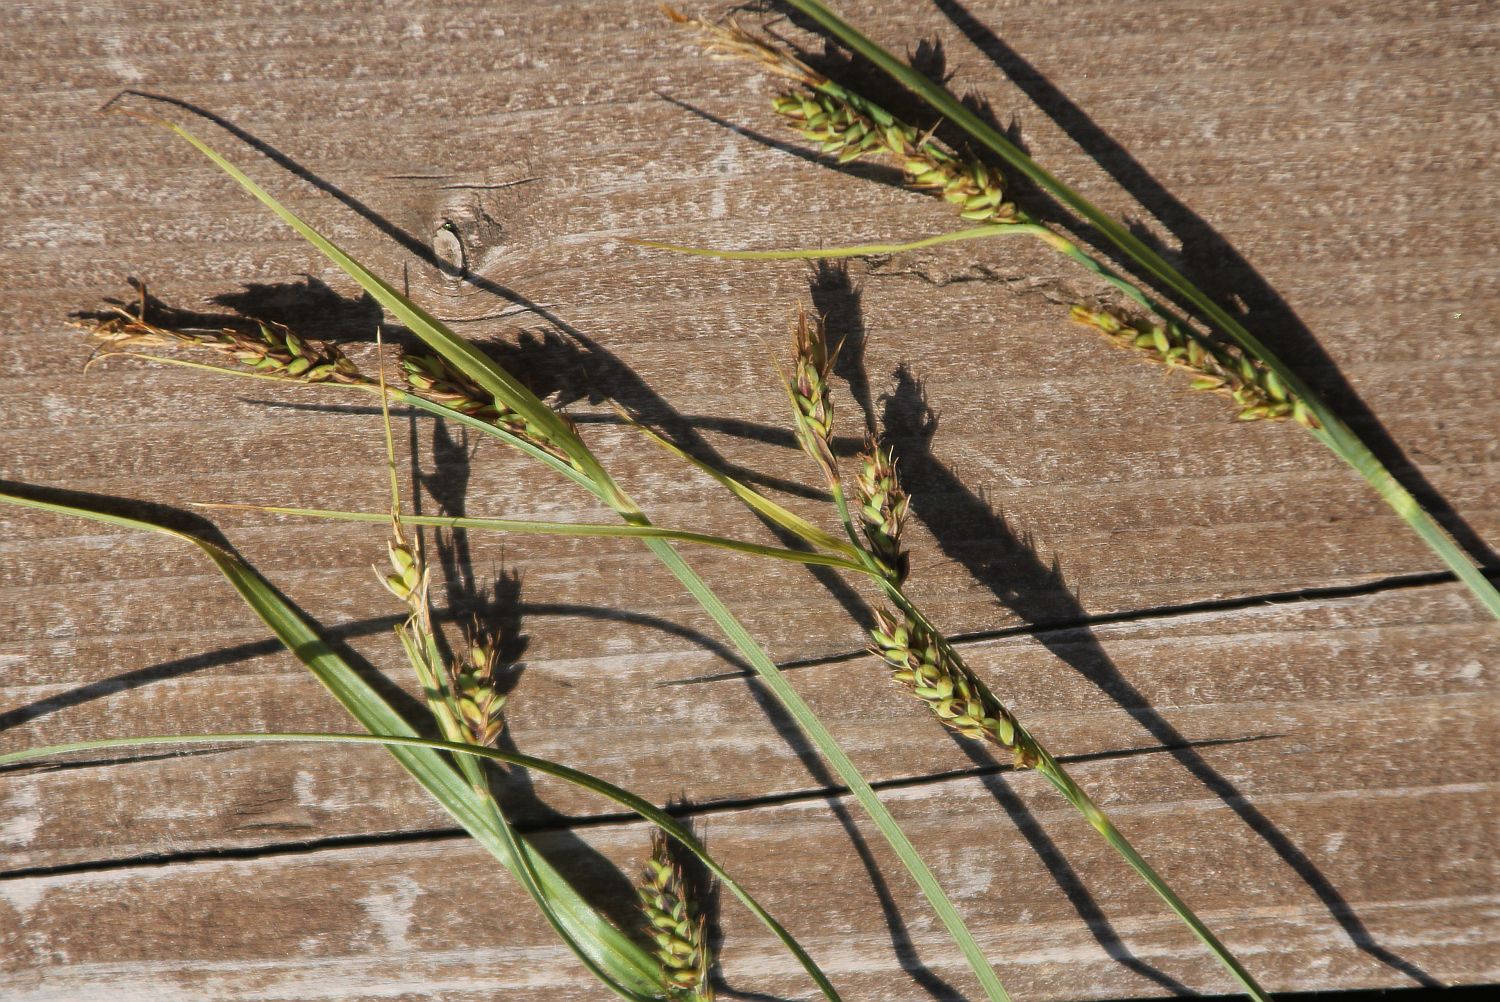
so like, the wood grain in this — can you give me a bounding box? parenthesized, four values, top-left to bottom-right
(2, 0, 1497, 999)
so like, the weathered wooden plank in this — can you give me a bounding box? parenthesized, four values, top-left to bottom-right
(3, 761, 1497, 999)
(3, 0, 1498, 998)
(4, 583, 1493, 874)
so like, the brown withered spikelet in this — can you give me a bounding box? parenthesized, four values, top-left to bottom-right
(1070, 305, 1318, 428)
(637, 829, 714, 1001)
(871, 608, 1039, 769)
(663, 6, 817, 87)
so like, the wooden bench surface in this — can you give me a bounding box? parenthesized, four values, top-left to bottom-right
(2, 1, 1497, 999)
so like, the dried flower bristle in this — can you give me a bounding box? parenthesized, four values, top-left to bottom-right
(638, 830, 714, 1001)
(446, 629, 507, 748)
(400, 352, 575, 462)
(871, 608, 1038, 768)
(787, 307, 840, 483)
(772, 88, 1016, 224)
(663, 7, 821, 87)
(855, 441, 909, 585)
(1070, 305, 1317, 428)
(78, 282, 365, 384)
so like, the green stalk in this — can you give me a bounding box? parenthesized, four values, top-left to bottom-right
(780, 0, 1500, 619)
(199, 503, 874, 574)
(1027, 741, 1266, 1002)
(632, 529, 1011, 1002)
(126, 111, 1012, 1000)
(639, 225, 1245, 383)
(0, 729, 840, 1001)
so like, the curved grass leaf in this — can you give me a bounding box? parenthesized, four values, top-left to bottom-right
(635, 225, 1204, 352)
(0, 730, 842, 1000)
(112, 107, 615, 500)
(780, 0, 1500, 620)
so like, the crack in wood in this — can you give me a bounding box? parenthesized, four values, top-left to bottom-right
(0, 734, 1273, 882)
(664, 566, 1499, 686)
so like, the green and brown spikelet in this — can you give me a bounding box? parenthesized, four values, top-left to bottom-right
(638, 830, 714, 1001)
(786, 306, 840, 483)
(78, 280, 365, 384)
(378, 521, 508, 747)
(379, 521, 427, 611)
(378, 521, 469, 737)
(446, 626, 507, 748)
(1070, 305, 1317, 428)
(871, 608, 1038, 769)
(669, 10, 1015, 224)
(854, 440, 909, 585)
(772, 89, 1015, 223)
(400, 351, 576, 463)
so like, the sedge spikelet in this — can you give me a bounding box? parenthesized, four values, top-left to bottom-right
(1070, 305, 1317, 428)
(771, 89, 1016, 224)
(78, 280, 366, 384)
(400, 351, 578, 463)
(447, 626, 507, 748)
(870, 608, 1038, 769)
(377, 522, 477, 745)
(786, 306, 840, 484)
(669, 11, 1015, 224)
(637, 830, 714, 1001)
(379, 523, 428, 612)
(854, 441, 909, 585)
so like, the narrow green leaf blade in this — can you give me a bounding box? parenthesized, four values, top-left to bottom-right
(627, 226, 1024, 260)
(637, 534, 1012, 1002)
(130, 112, 589, 475)
(625, 420, 855, 556)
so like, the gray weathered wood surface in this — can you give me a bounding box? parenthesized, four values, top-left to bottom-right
(2, 1, 1497, 999)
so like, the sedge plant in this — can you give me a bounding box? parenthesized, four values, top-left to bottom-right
(35, 102, 1024, 1001)
(183, 304, 1275, 997)
(651, 5, 1500, 620)
(0, 485, 837, 1000)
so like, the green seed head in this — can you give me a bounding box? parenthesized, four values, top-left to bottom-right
(870, 608, 1037, 768)
(636, 829, 714, 1001)
(1070, 304, 1314, 428)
